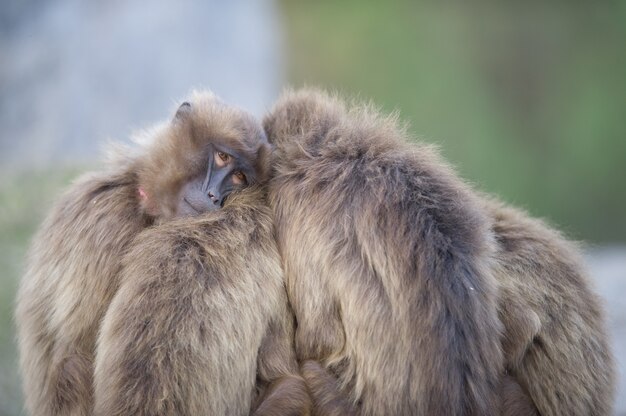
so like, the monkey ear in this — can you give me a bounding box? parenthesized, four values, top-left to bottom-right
(174, 102, 192, 120)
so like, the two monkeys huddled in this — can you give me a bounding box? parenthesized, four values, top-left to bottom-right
(16, 89, 615, 416)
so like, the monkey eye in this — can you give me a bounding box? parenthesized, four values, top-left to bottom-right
(215, 151, 231, 167)
(232, 170, 247, 185)
(217, 151, 230, 162)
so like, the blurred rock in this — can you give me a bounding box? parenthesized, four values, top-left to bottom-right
(0, 0, 283, 172)
(586, 246, 626, 415)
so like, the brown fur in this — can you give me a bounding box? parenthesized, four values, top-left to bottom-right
(262, 88, 615, 416)
(253, 374, 312, 416)
(264, 89, 504, 415)
(93, 186, 308, 416)
(15, 91, 304, 415)
(498, 376, 539, 416)
(300, 360, 359, 416)
(487, 198, 615, 415)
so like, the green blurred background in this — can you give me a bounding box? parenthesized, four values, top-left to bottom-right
(280, 0, 626, 243)
(1, 1, 625, 414)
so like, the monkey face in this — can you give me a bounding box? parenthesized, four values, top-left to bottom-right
(176, 144, 252, 216)
(137, 93, 270, 220)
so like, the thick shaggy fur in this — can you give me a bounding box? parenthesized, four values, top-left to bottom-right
(264, 89, 504, 415)
(15, 91, 305, 415)
(263, 88, 615, 416)
(93, 187, 308, 416)
(486, 198, 615, 416)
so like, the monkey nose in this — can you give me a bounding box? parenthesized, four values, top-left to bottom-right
(207, 191, 220, 205)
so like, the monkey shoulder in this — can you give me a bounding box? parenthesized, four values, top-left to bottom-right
(486, 197, 590, 285)
(122, 193, 279, 293)
(142, 196, 271, 253)
(486, 196, 607, 328)
(37, 170, 141, 246)
(22, 169, 142, 296)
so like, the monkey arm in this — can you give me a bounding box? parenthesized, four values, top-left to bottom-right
(252, 299, 312, 416)
(300, 360, 359, 416)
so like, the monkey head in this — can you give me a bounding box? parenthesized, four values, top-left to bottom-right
(136, 90, 270, 220)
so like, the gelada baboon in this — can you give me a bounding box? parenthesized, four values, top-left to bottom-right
(263, 88, 615, 416)
(16, 91, 308, 416)
(93, 185, 309, 416)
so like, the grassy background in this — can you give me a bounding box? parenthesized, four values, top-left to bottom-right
(280, 0, 626, 243)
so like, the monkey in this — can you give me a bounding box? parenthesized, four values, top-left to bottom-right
(261, 88, 615, 416)
(15, 91, 309, 416)
(93, 185, 310, 416)
(263, 88, 504, 415)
